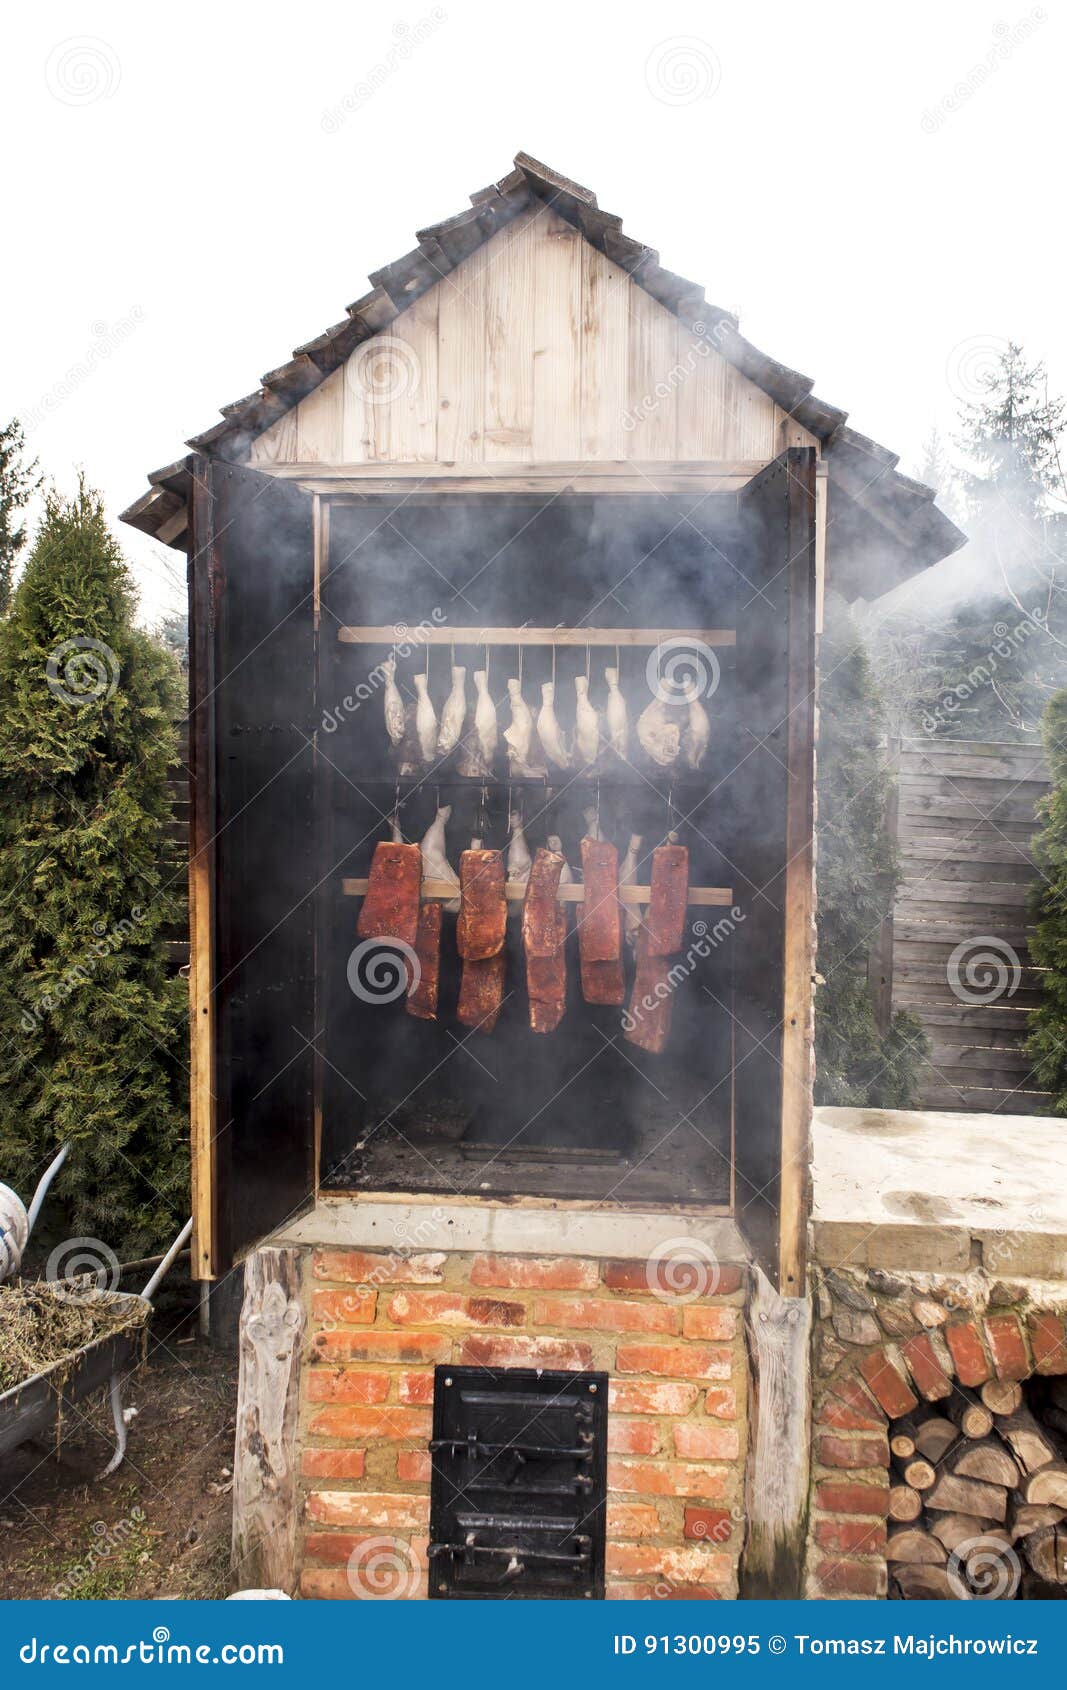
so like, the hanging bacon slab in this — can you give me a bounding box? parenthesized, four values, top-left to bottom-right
(576, 838, 624, 1004)
(578, 838, 622, 964)
(457, 849, 507, 960)
(522, 849, 565, 956)
(356, 842, 421, 949)
(405, 901, 443, 1021)
(624, 928, 675, 1055)
(581, 953, 625, 1007)
(523, 848, 567, 1033)
(457, 952, 507, 1034)
(646, 842, 689, 957)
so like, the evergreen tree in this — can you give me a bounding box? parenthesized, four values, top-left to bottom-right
(0, 482, 187, 1252)
(815, 593, 927, 1106)
(0, 418, 41, 613)
(958, 343, 1065, 520)
(917, 425, 963, 527)
(1026, 688, 1067, 1110)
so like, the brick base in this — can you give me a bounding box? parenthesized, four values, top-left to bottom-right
(295, 1246, 749, 1598)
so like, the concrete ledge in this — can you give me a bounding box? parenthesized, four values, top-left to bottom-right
(813, 1105, 1067, 1277)
(271, 1194, 749, 1267)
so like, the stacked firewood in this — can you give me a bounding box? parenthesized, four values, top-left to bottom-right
(888, 1379, 1067, 1599)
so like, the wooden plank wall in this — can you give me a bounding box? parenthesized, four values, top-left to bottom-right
(888, 737, 1050, 1113)
(250, 205, 815, 468)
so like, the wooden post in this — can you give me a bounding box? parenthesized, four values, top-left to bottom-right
(187, 455, 220, 1279)
(231, 1248, 306, 1594)
(740, 1266, 813, 1597)
(778, 449, 818, 1296)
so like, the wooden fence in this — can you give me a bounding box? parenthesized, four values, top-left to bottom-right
(875, 737, 1051, 1113)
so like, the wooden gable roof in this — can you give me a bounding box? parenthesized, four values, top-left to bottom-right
(121, 151, 965, 582)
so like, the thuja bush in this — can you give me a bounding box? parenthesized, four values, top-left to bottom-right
(1027, 689, 1067, 1110)
(0, 483, 187, 1253)
(815, 594, 927, 1107)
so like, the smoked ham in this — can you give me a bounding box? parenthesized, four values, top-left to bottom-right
(523, 847, 567, 1033)
(457, 849, 507, 960)
(356, 842, 421, 949)
(624, 928, 674, 1055)
(456, 951, 506, 1034)
(646, 840, 688, 956)
(579, 837, 624, 1006)
(405, 901, 443, 1020)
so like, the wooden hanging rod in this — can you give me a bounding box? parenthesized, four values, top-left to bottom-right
(337, 625, 736, 648)
(342, 877, 734, 907)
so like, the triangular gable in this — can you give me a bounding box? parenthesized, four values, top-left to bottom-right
(249, 203, 802, 468)
(121, 152, 965, 579)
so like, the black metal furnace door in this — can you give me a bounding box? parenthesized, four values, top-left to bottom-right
(428, 1366, 608, 1599)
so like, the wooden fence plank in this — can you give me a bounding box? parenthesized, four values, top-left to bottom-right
(885, 736, 1050, 1109)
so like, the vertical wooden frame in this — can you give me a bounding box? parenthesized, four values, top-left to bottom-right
(777, 448, 818, 1295)
(732, 448, 818, 1295)
(187, 454, 221, 1277)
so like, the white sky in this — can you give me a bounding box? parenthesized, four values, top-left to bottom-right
(1, 0, 1061, 624)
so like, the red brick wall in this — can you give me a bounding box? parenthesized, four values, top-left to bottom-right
(296, 1247, 749, 1599)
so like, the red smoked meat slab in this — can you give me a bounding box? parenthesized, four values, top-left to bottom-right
(646, 843, 689, 957)
(581, 953, 625, 1007)
(405, 901, 442, 1021)
(457, 952, 506, 1034)
(624, 928, 675, 1054)
(578, 838, 622, 964)
(457, 850, 507, 960)
(522, 849, 565, 956)
(523, 849, 567, 1032)
(356, 842, 421, 950)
